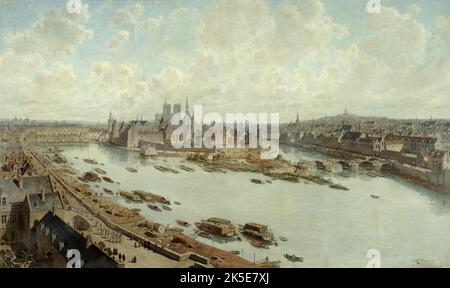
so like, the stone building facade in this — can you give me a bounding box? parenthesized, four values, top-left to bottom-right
(0, 175, 64, 247)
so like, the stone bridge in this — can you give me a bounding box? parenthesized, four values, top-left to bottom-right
(296, 157, 394, 173)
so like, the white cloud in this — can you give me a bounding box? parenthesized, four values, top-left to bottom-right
(145, 0, 349, 118)
(407, 3, 421, 16)
(161, 48, 186, 65)
(313, 6, 450, 118)
(5, 8, 93, 55)
(141, 16, 164, 31)
(109, 30, 130, 49)
(88, 60, 153, 117)
(0, 52, 79, 118)
(112, 3, 144, 26)
(142, 1, 450, 120)
(1, 0, 449, 121)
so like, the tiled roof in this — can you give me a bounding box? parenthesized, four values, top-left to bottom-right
(342, 131, 362, 141)
(38, 212, 119, 268)
(0, 178, 26, 204)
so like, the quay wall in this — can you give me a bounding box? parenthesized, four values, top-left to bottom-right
(282, 142, 450, 192)
(392, 162, 428, 182)
(29, 149, 208, 266)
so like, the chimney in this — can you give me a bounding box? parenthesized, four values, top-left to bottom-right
(85, 234, 93, 250)
(41, 188, 45, 202)
(19, 174, 23, 190)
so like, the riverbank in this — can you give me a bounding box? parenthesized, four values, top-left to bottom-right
(186, 150, 350, 190)
(55, 142, 450, 267)
(98, 142, 350, 190)
(281, 142, 450, 195)
(28, 146, 262, 268)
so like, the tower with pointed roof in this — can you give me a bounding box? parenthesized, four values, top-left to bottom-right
(108, 112, 114, 134)
(185, 96, 191, 118)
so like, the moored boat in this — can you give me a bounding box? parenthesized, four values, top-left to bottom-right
(154, 165, 169, 172)
(195, 217, 236, 237)
(284, 254, 303, 263)
(83, 159, 98, 165)
(240, 222, 274, 242)
(79, 171, 101, 182)
(166, 167, 179, 174)
(103, 188, 113, 195)
(154, 165, 179, 174)
(176, 219, 191, 227)
(151, 194, 170, 205)
(126, 167, 138, 173)
(94, 168, 107, 175)
(202, 167, 214, 173)
(102, 176, 114, 183)
(118, 191, 141, 202)
(196, 231, 212, 239)
(179, 165, 194, 172)
(250, 240, 269, 249)
(132, 190, 152, 200)
(148, 204, 162, 212)
(366, 171, 377, 177)
(119, 191, 133, 198)
(250, 178, 264, 184)
(162, 205, 172, 211)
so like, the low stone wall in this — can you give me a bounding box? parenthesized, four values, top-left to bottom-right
(426, 169, 450, 188)
(189, 253, 209, 265)
(393, 162, 428, 182)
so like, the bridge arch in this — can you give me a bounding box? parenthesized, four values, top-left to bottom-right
(337, 160, 351, 170)
(359, 161, 375, 170)
(315, 160, 326, 171)
(380, 163, 393, 172)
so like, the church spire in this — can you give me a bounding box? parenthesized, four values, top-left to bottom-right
(185, 96, 190, 116)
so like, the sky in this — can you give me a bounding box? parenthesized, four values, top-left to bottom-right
(0, 0, 449, 122)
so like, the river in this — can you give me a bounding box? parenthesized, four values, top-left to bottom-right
(56, 143, 450, 267)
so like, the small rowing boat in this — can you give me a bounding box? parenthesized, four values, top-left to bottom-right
(95, 168, 107, 175)
(176, 219, 191, 227)
(162, 205, 172, 211)
(102, 176, 114, 183)
(103, 188, 113, 195)
(284, 254, 303, 263)
(148, 204, 162, 212)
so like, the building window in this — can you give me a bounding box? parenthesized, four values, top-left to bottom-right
(1, 197, 5, 206)
(11, 214, 16, 224)
(1, 215, 7, 224)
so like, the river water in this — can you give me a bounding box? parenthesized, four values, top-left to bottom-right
(57, 143, 450, 268)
